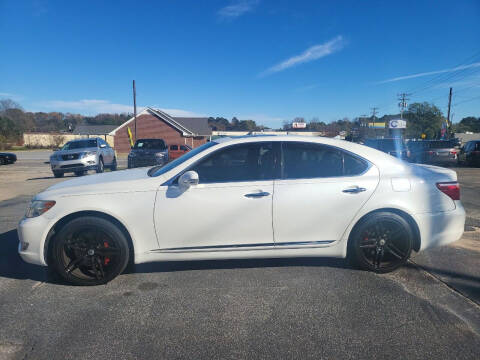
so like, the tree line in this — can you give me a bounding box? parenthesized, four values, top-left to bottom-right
(1, 98, 479, 150)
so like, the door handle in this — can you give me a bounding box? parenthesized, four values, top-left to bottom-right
(244, 191, 270, 198)
(342, 186, 366, 194)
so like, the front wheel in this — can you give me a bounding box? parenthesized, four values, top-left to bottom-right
(96, 158, 104, 173)
(51, 217, 129, 285)
(350, 212, 413, 273)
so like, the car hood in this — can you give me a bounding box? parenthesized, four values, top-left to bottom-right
(37, 168, 161, 199)
(53, 147, 98, 156)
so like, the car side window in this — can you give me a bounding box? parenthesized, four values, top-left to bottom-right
(189, 142, 275, 183)
(282, 142, 368, 179)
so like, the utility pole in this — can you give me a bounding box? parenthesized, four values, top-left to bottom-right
(133, 80, 137, 142)
(397, 93, 411, 119)
(370, 107, 379, 138)
(447, 87, 453, 125)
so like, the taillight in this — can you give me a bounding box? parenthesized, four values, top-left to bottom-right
(436, 182, 460, 201)
(428, 151, 434, 155)
(450, 150, 457, 155)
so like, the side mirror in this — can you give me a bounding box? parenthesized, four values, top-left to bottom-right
(178, 171, 199, 189)
(100, 144, 107, 148)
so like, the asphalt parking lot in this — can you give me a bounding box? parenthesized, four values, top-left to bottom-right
(1, 151, 479, 360)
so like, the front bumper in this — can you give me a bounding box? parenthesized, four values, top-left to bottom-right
(128, 156, 166, 168)
(415, 202, 466, 251)
(50, 156, 98, 173)
(17, 215, 52, 266)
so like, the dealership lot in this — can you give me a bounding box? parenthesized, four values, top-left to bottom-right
(1, 153, 479, 359)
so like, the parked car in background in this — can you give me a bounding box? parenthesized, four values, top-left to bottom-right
(0, 152, 17, 165)
(363, 138, 409, 160)
(50, 138, 117, 178)
(408, 140, 458, 166)
(458, 140, 480, 166)
(19, 135, 465, 285)
(128, 138, 169, 168)
(168, 144, 191, 161)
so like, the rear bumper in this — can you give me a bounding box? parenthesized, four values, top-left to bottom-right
(415, 202, 465, 251)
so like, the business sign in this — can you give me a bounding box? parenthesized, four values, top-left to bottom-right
(368, 122, 386, 129)
(389, 119, 407, 129)
(292, 122, 307, 129)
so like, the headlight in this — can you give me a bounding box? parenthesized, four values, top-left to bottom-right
(80, 151, 96, 158)
(155, 153, 165, 158)
(25, 200, 56, 218)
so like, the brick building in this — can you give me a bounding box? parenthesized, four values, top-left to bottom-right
(109, 107, 211, 153)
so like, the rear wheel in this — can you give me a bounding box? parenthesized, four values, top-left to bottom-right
(110, 157, 117, 171)
(53, 171, 64, 178)
(350, 212, 413, 273)
(51, 217, 129, 285)
(0, 158, 5, 165)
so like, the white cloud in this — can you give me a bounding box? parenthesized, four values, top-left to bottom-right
(237, 113, 285, 127)
(156, 107, 206, 117)
(35, 99, 206, 117)
(0, 92, 23, 100)
(377, 62, 480, 84)
(261, 36, 346, 76)
(37, 99, 136, 114)
(218, 0, 258, 20)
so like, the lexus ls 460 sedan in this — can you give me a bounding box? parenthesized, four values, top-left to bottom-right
(18, 136, 465, 285)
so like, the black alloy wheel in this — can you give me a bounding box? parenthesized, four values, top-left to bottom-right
(96, 158, 104, 173)
(351, 212, 413, 273)
(51, 217, 129, 285)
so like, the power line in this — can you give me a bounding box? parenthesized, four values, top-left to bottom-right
(397, 93, 411, 118)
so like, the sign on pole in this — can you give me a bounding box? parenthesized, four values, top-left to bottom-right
(389, 119, 407, 129)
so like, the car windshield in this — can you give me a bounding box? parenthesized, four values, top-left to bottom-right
(148, 141, 218, 177)
(61, 139, 97, 150)
(134, 139, 167, 150)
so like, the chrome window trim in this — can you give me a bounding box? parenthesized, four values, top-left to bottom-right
(154, 240, 335, 252)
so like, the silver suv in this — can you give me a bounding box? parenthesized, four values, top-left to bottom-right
(50, 138, 117, 178)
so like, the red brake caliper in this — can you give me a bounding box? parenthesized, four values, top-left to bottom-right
(103, 242, 111, 265)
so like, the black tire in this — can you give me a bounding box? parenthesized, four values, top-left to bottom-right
(110, 157, 117, 171)
(74, 170, 86, 176)
(349, 212, 413, 273)
(53, 171, 64, 178)
(96, 157, 104, 173)
(51, 216, 129, 286)
(0, 158, 5, 165)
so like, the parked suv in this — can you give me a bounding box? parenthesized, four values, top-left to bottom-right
(128, 138, 169, 168)
(50, 138, 117, 178)
(363, 138, 409, 160)
(458, 140, 480, 166)
(408, 140, 458, 165)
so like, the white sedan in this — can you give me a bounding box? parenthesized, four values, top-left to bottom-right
(18, 136, 465, 285)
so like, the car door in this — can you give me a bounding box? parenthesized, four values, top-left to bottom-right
(154, 141, 278, 250)
(273, 141, 379, 245)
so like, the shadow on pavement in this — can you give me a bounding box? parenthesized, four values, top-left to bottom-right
(130, 257, 351, 274)
(27, 175, 75, 180)
(0, 229, 48, 282)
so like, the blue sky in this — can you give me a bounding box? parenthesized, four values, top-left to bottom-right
(1, 0, 479, 127)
